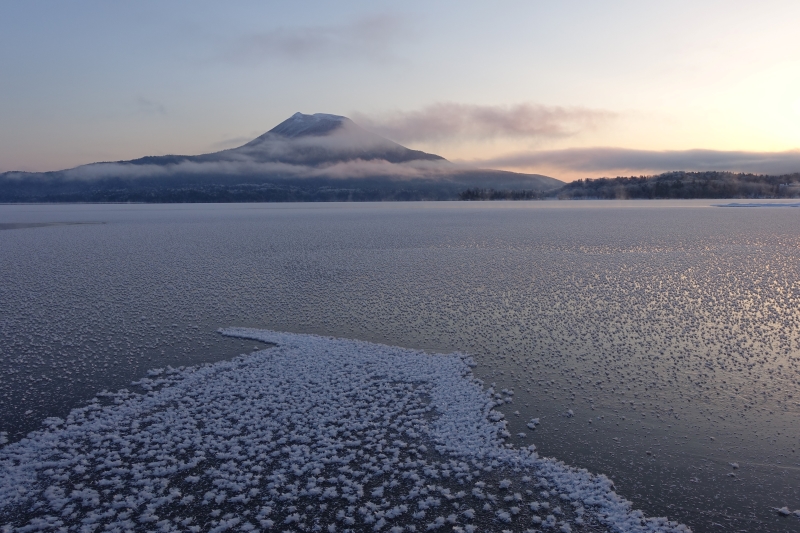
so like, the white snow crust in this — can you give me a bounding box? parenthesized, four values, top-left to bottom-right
(0, 329, 690, 533)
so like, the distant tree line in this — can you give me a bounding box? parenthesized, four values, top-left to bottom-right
(6, 185, 458, 203)
(4, 170, 800, 203)
(458, 188, 544, 200)
(458, 171, 800, 201)
(552, 171, 800, 199)
(0, 178, 467, 203)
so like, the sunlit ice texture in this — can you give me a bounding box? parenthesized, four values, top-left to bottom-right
(1, 201, 800, 533)
(0, 328, 689, 533)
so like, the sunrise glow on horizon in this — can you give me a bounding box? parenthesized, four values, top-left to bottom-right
(2, 0, 800, 181)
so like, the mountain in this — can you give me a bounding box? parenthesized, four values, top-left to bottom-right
(0, 113, 563, 203)
(126, 113, 448, 167)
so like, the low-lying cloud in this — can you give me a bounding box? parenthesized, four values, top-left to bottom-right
(480, 147, 800, 176)
(1, 118, 456, 182)
(354, 103, 615, 143)
(27, 158, 452, 182)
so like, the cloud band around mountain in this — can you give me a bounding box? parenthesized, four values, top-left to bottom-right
(23, 158, 452, 182)
(354, 103, 615, 143)
(479, 147, 800, 176)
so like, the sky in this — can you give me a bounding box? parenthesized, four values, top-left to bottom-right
(1, 0, 800, 181)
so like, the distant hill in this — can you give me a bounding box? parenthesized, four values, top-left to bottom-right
(551, 171, 800, 199)
(0, 113, 562, 202)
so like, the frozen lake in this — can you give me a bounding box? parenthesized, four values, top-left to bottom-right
(1, 201, 798, 532)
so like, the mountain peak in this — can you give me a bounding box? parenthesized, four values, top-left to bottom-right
(267, 112, 349, 138)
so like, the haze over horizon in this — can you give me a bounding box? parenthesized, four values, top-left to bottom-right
(2, 1, 800, 181)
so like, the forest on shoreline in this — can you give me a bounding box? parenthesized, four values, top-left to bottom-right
(461, 171, 800, 201)
(548, 171, 800, 200)
(3, 171, 800, 203)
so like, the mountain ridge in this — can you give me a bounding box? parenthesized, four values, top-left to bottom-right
(0, 112, 563, 202)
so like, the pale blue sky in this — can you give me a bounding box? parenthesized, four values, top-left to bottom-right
(2, 0, 800, 179)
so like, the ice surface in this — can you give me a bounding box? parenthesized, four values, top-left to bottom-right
(0, 329, 689, 533)
(714, 202, 800, 208)
(2, 201, 800, 532)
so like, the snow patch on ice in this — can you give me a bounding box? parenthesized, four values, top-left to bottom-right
(0, 328, 690, 533)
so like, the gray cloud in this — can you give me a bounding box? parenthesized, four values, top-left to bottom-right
(353, 103, 616, 143)
(135, 97, 166, 116)
(228, 14, 409, 64)
(479, 147, 800, 176)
